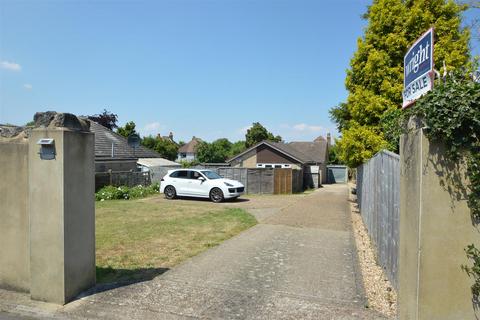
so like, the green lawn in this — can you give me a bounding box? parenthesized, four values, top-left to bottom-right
(95, 197, 257, 283)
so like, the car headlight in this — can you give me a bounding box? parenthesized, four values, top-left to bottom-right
(224, 182, 233, 187)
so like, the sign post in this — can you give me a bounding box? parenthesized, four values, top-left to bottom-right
(402, 28, 434, 108)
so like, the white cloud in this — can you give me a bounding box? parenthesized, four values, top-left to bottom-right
(292, 123, 324, 132)
(23, 84, 32, 90)
(1, 60, 21, 71)
(142, 122, 162, 136)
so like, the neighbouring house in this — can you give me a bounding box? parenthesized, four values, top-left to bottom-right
(157, 132, 177, 145)
(89, 120, 162, 173)
(227, 135, 330, 187)
(177, 136, 202, 162)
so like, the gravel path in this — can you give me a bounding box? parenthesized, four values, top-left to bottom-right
(1, 185, 389, 320)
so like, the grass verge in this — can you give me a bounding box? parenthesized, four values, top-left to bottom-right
(96, 197, 257, 283)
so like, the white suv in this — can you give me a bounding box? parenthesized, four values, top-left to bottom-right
(160, 169, 245, 203)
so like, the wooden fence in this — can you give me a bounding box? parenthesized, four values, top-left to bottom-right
(356, 150, 400, 290)
(216, 167, 303, 194)
(273, 169, 303, 194)
(95, 170, 151, 190)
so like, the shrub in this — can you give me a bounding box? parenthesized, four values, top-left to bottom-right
(96, 183, 160, 201)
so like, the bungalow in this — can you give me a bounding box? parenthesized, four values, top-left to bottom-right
(177, 136, 202, 162)
(227, 135, 330, 187)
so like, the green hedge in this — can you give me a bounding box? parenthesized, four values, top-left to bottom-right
(96, 183, 160, 201)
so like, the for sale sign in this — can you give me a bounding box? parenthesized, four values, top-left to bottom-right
(402, 28, 434, 108)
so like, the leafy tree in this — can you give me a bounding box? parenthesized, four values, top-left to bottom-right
(154, 138, 178, 161)
(336, 124, 389, 168)
(141, 135, 179, 161)
(141, 135, 156, 150)
(330, 0, 471, 165)
(328, 142, 342, 165)
(329, 103, 351, 132)
(245, 122, 282, 148)
(229, 140, 247, 158)
(88, 109, 118, 130)
(197, 138, 233, 163)
(117, 121, 137, 138)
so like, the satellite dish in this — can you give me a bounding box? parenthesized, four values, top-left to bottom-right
(127, 133, 141, 148)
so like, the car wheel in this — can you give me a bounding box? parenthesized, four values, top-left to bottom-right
(210, 188, 224, 203)
(164, 185, 176, 200)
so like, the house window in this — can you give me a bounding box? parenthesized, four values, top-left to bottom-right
(257, 163, 292, 169)
(180, 153, 186, 158)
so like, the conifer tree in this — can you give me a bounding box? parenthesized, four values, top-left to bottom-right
(331, 0, 471, 168)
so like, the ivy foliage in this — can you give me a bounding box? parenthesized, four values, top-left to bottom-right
(331, 0, 471, 167)
(406, 72, 480, 299)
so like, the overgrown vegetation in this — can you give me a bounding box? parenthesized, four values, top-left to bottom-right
(96, 183, 160, 201)
(330, 0, 471, 168)
(403, 72, 480, 301)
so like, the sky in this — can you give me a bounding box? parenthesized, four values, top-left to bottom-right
(0, 0, 478, 143)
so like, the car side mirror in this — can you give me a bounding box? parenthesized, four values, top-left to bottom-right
(198, 177, 206, 181)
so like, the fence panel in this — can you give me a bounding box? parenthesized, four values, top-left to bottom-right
(356, 150, 399, 290)
(217, 168, 248, 191)
(274, 169, 292, 194)
(95, 171, 151, 190)
(292, 169, 304, 193)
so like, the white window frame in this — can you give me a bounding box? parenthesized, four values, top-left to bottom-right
(256, 163, 291, 169)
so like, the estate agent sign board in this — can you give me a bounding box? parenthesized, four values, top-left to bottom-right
(402, 28, 434, 108)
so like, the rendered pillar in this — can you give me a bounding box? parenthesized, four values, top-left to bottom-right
(29, 127, 95, 304)
(0, 138, 29, 292)
(399, 127, 479, 319)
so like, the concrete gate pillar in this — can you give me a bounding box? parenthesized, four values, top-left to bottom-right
(28, 126, 95, 304)
(399, 127, 480, 319)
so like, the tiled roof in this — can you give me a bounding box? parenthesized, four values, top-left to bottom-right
(178, 137, 202, 153)
(89, 120, 161, 160)
(137, 158, 181, 167)
(267, 141, 313, 163)
(287, 140, 328, 163)
(228, 139, 328, 165)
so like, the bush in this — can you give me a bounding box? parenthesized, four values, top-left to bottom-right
(96, 183, 160, 201)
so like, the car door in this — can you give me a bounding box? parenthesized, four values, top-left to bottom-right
(186, 171, 208, 197)
(170, 170, 189, 195)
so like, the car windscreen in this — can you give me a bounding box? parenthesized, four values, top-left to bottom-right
(201, 170, 222, 180)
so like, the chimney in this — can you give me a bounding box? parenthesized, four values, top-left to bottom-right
(169, 132, 173, 140)
(327, 133, 331, 146)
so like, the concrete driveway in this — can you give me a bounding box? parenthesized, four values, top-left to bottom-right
(1, 185, 387, 319)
